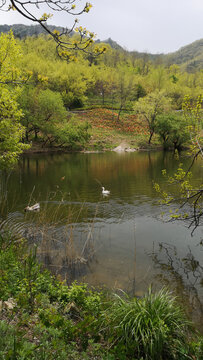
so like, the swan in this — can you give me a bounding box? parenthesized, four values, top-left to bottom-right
(24, 203, 40, 212)
(102, 187, 110, 195)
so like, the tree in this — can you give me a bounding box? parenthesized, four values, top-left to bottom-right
(0, 87, 29, 168)
(19, 87, 67, 143)
(0, 30, 23, 84)
(92, 67, 115, 106)
(0, 0, 105, 60)
(134, 90, 171, 144)
(148, 65, 167, 91)
(90, 67, 119, 110)
(0, 31, 29, 168)
(49, 61, 94, 109)
(155, 112, 190, 150)
(116, 71, 137, 121)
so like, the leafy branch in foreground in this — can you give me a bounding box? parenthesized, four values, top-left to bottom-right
(0, 0, 106, 60)
(183, 94, 203, 158)
(154, 95, 203, 235)
(154, 163, 202, 235)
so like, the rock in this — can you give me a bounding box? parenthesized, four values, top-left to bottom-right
(4, 298, 16, 310)
(125, 148, 136, 152)
(113, 142, 136, 152)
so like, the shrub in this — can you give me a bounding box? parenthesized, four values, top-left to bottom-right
(56, 120, 91, 150)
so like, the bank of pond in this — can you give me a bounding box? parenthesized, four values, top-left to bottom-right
(0, 236, 203, 360)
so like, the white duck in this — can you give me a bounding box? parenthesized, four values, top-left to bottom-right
(102, 187, 110, 195)
(24, 203, 40, 212)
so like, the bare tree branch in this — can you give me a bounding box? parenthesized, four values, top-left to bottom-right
(0, 0, 106, 59)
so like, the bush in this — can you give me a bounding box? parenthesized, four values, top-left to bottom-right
(56, 120, 91, 150)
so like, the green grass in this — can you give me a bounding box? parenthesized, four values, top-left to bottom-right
(102, 289, 194, 359)
(0, 230, 202, 359)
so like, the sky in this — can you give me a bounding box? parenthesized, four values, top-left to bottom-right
(1, 0, 203, 54)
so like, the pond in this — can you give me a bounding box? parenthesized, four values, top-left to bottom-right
(1, 150, 203, 330)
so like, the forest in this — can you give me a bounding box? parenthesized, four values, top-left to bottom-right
(0, 26, 203, 167)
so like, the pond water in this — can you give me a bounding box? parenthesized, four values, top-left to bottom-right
(1, 150, 203, 330)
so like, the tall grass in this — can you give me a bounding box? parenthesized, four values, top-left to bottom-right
(24, 195, 96, 280)
(0, 182, 96, 282)
(102, 287, 192, 359)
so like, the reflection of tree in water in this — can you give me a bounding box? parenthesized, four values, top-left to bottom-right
(151, 243, 203, 333)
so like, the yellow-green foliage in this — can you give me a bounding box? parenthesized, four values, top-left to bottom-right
(0, 31, 29, 168)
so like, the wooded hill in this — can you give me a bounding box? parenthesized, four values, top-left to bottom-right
(166, 39, 203, 72)
(0, 24, 202, 72)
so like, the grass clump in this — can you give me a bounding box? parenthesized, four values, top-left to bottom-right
(102, 289, 193, 359)
(0, 230, 202, 359)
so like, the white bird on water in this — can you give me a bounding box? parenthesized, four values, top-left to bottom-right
(24, 203, 40, 212)
(102, 187, 110, 195)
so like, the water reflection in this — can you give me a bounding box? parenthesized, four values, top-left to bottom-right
(0, 151, 203, 331)
(151, 242, 203, 332)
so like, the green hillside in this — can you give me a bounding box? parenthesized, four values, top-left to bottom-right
(165, 39, 203, 72)
(0, 24, 202, 72)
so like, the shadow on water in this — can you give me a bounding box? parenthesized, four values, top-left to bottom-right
(150, 242, 203, 333)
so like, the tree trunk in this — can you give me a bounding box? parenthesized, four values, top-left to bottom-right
(26, 130, 29, 142)
(117, 104, 123, 122)
(102, 91, 105, 105)
(34, 129, 38, 140)
(148, 131, 154, 144)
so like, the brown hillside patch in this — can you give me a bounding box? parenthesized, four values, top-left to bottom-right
(75, 108, 148, 135)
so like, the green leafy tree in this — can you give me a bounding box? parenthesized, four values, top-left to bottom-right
(92, 66, 115, 105)
(134, 90, 171, 144)
(148, 65, 167, 91)
(19, 87, 67, 143)
(50, 61, 94, 109)
(116, 71, 138, 121)
(21, 35, 95, 109)
(0, 31, 22, 84)
(0, 31, 29, 168)
(19, 87, 91, 149)
(0, 87, 28, 168)
(156, 112, 190, 150)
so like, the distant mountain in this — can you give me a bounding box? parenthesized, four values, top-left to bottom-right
(101, 37, 203, 72)
(164, 39, 203, 72)
(0, 24, 202, 72)
(101, 37, 125, 51)
(0, 23, 71, 38)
